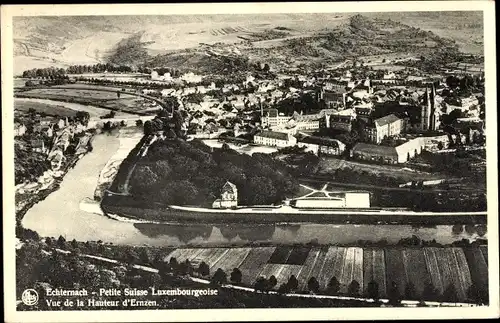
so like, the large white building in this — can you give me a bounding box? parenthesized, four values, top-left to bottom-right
(254, 130, 297, 147)
(291, 191, 370, 209)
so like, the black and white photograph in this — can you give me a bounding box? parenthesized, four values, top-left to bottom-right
(2, 2, 499, 322)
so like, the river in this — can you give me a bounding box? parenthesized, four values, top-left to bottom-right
(20, 100, 487, 247)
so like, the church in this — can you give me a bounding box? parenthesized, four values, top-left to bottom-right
(212, 181, 238, 209)
(420, 83, 442, 131)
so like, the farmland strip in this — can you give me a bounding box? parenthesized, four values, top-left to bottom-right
(238, 247, 276, 285)
(277, 265, 304, 289)
(446, 248, 467, 301)
(331, 247, 346, 293)
(479, 246, 488, 265)
(212, 248, 251, 273)
(318, 247, 339, 290)
(463, 247, 488, 292)
(302, 248, 327, 291)
(296, 248, 320, 291)
(372, 249, 387, 298)
(403, 249, 431, 298)
(453, 248, 473, 298)
(423, 248, 444, 294)
(340, 247, 355, 294)
(385, 248, 407, 297)
(207, 248, 230, 269)
(353, 247, 364, 292)
(363, 249, 374, 296)
(434, 248, 454, 297)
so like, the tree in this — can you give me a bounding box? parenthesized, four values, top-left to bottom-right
(254, 276, 269, 292)
(404, 281, 417, 300)
(197, 261, 210, 277)
(348, 280, 360, 296)
(467, 283, 487, 304)
(443, 284, 459, 302)
(211, 268, 227, 285)
(327, 276, 340, 295)
(169, 257, 178, 271)
(277, 283, 290, 294)
(268, 275, 278, 289)
(57, 235, 66, 249)
(367, 280, 379, 299)
(388, 281, 401, 305)
(287, 275, 299, 291)
(422, 282, 438, 301)
(307, 276, 320, 293)
(139, 249, 152, 265)
(230, 268, 242, 284)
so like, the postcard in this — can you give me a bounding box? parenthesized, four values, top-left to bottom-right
(2, 1, 499, 322)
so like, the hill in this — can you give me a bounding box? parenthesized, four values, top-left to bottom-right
(13, 13, 483, 75)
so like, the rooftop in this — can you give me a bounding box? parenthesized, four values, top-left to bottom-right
(255, 130, 290, 141)
(352, 142, 398, 157)
(374, 114, 401, 127)
(298, 136, 343, 147)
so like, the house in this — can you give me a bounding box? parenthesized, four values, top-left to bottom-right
(254, 130, 297, 147)
(30, 139, 47, 154)
(181, 72, 203, 84)
(260, 108, 291, 128)
(292, 111, 321, 131)
(212, 181, 238, 209)
(48, 149, 65, 170)
(297, 136, 346, 156)
(326, 115, 353, 132)
(365, 114, 404, 144)
(57, 119, 66, 129)
(14, 123, 27, 137)
(351, 138, 425, 164)
(41, 125, 53, 138)
(320, 89, 346, 108)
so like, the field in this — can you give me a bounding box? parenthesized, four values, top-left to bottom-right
(159, 245, 488, 303)
(15, 87, 156, 114)
(14, 99, 78, 117)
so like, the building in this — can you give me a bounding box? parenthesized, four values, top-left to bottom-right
(366, 114, 404, 144)
(212, 181, 238, 209)
(254, 130, 297, 147)
(30, 139, 47, 154)
(351, 138, 425, 164)
(297, 136, 346, 156)
(292, 111, 321, 130)
(326, 115, 353, 132)
(14, 123, 26, 137)
(319, 89, 347, 108)
(260, 108, 291, 128)
(420, 84, 442, 131)
(290, 191, 370, 208)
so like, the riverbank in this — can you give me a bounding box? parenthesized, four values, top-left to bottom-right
(15, 134, 94, 223)
(101, 200, 487, 226)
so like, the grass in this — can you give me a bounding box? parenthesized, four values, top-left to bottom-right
(16, 87, 154, 114)
(14, 100, 78, 117)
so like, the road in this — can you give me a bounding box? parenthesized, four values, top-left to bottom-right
(299, 176, 485, 193)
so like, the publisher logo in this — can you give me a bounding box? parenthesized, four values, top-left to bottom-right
(21, 289, 38, 306)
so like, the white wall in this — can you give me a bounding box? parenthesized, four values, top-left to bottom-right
(344, 192, 370, 208)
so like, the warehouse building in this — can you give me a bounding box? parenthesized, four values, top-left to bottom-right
(290, 191, 370, 209)
(351, 138, 425, 164)
(254, 130, 297, 147)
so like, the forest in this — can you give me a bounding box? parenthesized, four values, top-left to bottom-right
(127, 139, 300, 207)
